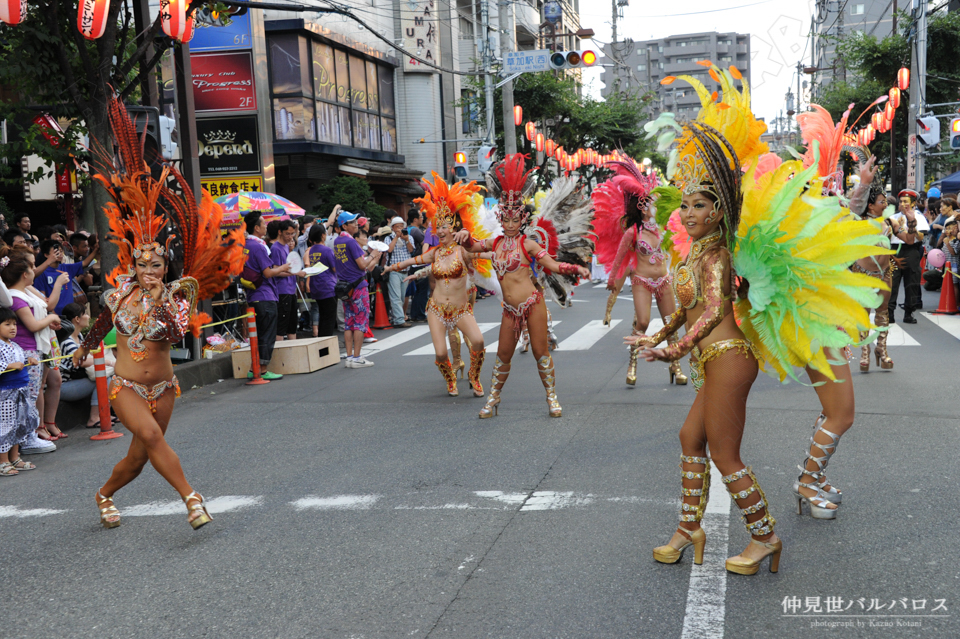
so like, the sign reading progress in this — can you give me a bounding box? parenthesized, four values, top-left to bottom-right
(197, 116, 261, 175)
(503, 49, 552, 74)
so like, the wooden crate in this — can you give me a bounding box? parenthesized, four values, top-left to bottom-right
(231, 336, 340, 378)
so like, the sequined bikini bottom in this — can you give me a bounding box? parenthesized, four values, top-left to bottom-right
(427, 298, 473, 330)
(689, 339, 760, 392)
(502, 288, 544, 341)
(109, 374, 181, 413)
(631, 273, 672, 296)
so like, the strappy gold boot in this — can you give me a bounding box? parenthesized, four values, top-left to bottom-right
(183, 491, 212, 530)
(873, 308, 894, 370)
(667, 333, 688, 385)
(653, 455, 710, 565)
(626, 344, 638, 386)
(858, 331, 871, 372)
(448, 329, 465, 379)
(467, 349, 485, 397)
(722, 467, 780, 575)
(96, 490, 121, 529)
(603, 282, 621, 326)
(537, 354, 562, 417)
(479, 357, 510, 418)
(436, 358, 459, 396)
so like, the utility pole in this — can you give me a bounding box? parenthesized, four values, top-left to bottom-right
(481, 0, 496, 147)
(907, 0, 927, 189)
(837, 1, 845, 83)
(501, 0, 517, 155)
(890, 0, 897, 191)
(610, 0, 619, 94)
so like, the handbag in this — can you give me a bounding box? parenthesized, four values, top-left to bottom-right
(72, 280, 88, 307)
(240, 262, 263, 290)
(334, 276, 365, 301)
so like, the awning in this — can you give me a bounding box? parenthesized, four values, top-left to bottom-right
(339, 159, 426, 195)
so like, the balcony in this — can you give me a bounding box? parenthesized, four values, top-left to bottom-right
(514, 0, 539, 38)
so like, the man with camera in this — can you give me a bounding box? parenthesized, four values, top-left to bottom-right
(887, 189, 930, 324)
(384, 215, 414, 328)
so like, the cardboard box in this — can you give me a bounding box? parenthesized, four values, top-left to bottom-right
(231, 336, 340, 378)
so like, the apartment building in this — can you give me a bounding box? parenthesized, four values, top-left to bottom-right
(811, 0, 895, 97)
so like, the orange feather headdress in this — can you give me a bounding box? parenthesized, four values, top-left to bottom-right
(94, 94, 246, 335)
(414, 172, 482, 236)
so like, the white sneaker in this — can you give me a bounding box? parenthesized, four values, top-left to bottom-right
(363, 337, 378, 343)
(352, 357, 374, 368)
(344, 358, 355, 368)
(20, 431, 56, 454)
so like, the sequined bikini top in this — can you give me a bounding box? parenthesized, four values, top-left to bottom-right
(105, 275, 197, 361)
(431, 245, 465, 281)
(672, 230, 735, 310)
(492, 234, 530, 279)
(636, 220, 666, 264)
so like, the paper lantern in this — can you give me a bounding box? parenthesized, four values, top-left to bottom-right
(535, 133, 544, 153)
(525, 121, 536, 142)
(0, 0, 27, 25)
(888, 87, 901, 108)
(884, 102, 895, 121)
(897, 67, 910, 91)
(513, 105, 523, 127)
(160, 0, 187, 41)
(180, 14, 195, 43)
(871, 113, 882, 130)
(77, 0, 109, 39)
(545, 139, 556, 157)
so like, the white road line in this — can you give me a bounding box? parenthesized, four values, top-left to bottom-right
(0, 505, 68, 518)
(122, 496, 262, 517)
(362, 326, 431, 355)
(680, 461, 731, 639)
(403, 323, 500, 356)
(520, 491, 595, 510)
(920, 312, 960, 340)
(290, 495, 381, 510)
(557, 319, 622, 350)
(485, 321, 561, 353)
(869, 312, 919, 346)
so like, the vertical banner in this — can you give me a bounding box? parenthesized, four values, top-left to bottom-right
(400, 0, 440, 72)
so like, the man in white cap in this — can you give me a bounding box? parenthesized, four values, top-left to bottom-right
(888, 189, 930, 324)
(384, 214, 415, 328)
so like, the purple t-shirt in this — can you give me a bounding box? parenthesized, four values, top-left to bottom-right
(35, 262, 84, 316)
(244, 236, 278, 302)
(306, 244, 337, 300)
(333, 235, 367, 289)
(270, 241, 296, 295)
(10, 297, 38, 351)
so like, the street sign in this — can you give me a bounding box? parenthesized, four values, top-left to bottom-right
(544, 1, 562, 23)
(907, 133, 917, 190)
(503, 49, 552, 75)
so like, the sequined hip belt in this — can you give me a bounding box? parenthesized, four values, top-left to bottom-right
(689, 338, 759, 392)
(631, 273, 672, 295)
(109, 374, 181, 413)
(427, 298, 473, 330)
(502, 288, 544, 341)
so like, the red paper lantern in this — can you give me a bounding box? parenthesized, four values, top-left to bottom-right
(77, 0, 109, 39)
(161, 0, 187, 41)
(897, 67, 910, 91)
(525, 121, 536, 141)
(181, 14, 196, 43)
(513, 105, 523, 127)
(888, 87, 900, 109)
(871, 113, 882, 130)
(545, 139, 556, 157)
(535, 133, 544, 153)
(0, 0, 27, 25)
(884, 102, 895, 121)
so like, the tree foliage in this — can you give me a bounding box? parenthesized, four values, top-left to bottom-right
(313, 176, 388, 225)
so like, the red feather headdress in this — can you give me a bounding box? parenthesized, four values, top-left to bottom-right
(488, 153, 534, 222)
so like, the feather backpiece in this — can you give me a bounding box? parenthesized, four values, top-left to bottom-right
(590, 182, 635, 278)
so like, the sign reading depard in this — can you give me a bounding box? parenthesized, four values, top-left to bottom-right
(197, 116, 261, 175)
(192, 52, 257, 112)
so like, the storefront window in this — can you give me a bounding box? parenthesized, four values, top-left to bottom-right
(316, 101, 340, 144)
(365, 61, 379, 113)
(379, 70, 394, 117)
(335, 51, 350, 104)
(273, 97, 315, 141)
(381, 118, 397, 153)
(312, 42, 337, 103)
(270, 34, 309, 95)
(349, 55, 367, 110)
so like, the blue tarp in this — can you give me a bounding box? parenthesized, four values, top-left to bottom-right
(932, 170, 960, 194)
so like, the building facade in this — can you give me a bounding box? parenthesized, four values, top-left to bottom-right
(811, 0, 895, 98)
(600, 31, 750, 119)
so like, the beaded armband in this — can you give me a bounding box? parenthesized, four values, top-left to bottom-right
(556, 262, 580, 276)
(81, 307, 115, 351)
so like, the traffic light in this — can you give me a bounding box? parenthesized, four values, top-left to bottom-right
(916, 116, 941, 147)
(477, 145, 496, 172)
(549, 50, 598, 70)
(950, 118, 960, 150)
(453, 151, 468, 179)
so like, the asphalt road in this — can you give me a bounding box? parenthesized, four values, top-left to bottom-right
(1, 283, 958, 639)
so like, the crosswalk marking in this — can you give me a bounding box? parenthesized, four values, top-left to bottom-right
(920, 313, 960, 340)
(557, 319, 622, 350)
(486, 321, 562, 353)
(361, 325, 431, 355)
(403, 323, 500, 356)
(869, 312, 919, 346)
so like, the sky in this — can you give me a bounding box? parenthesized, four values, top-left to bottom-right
(579, 0, 817, 124)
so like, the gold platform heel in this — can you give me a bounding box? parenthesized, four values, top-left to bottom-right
(96, 490, 121, 529)
(873, 308, 894, 370)
(603, 283, 620, 326)
(722, 467, 780, 575)
(436, 358, 459, 396)
(537, 354, 562, 417)
(626, 344, 638, 386)
(667, 334, 688, 384)
(448, 329, 464, 378)
(859, 330, 871, 373)
(479, 357, 509, 418)
(654, 455, 710, 564)
(183, 491, 212, 530)
(467, 349, 485, 397)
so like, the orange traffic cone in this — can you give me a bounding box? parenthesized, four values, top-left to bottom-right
(932, 268, 959, 315)
(372, 284, 392, 329)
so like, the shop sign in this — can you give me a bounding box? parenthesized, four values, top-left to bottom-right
(190, 9, 252, 51)
(400, 0, 441, 73)
(201, 175, 263, 198)
(192, 52, 257, 112)
(197, 116, 261, 175)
